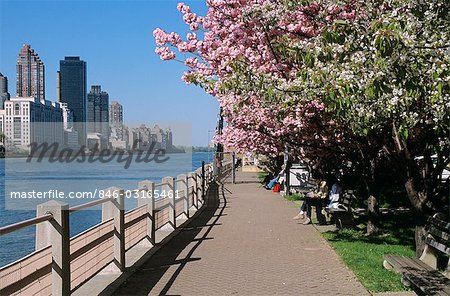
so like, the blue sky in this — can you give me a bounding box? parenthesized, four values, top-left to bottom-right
(0, 0, 218, 146)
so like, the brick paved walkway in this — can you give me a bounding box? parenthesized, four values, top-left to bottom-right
(113, 172, 369, 296)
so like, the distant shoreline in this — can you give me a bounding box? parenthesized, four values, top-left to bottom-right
(1, 151, 185, 159)
(0, 146, 215, 159)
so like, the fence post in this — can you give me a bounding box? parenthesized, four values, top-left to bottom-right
(192, 172, 199, 209)
(162, 176, 176, 229)
(187, 172, 193, 212)
(209, 164, 213, 188)
(202, 161, 206, 200)
(36, 204, 51, 250)
(105, 187, 125, 271)
(177, 174, 189, 219)
(138, 180, 155, 245)
(37, 200, 70, 296)
(210, 163, 214, 182)
(196, 168, 203, 204)
(204, 164, 209, 192)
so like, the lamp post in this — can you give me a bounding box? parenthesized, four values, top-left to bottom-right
(212, 108, 224, 178)
(284, 144, 291, 196)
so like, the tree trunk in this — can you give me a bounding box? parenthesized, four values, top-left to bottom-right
(404, 178, 425, 211)
(403, 179, 429, 255)
(415, 223, 427, 257)
(367, 195, 380, 235)
(391, 123, 431, 256)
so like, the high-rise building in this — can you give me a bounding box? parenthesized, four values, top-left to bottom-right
(59, 56, 87, 145)
(166, 128, 173, 149)
(0, 73, 10, 109)
(16, 44, 45, 100)
(109, 100, 123, 124)
(0, 73, 9, 96)
(109, 100, 127, 149)
(3, 97, 64, 151)
(0, 109, 5, 144)
(87, 85, 109, 137)
(60, 103, 79, 149)
(56, 71, 61, 102)
(151, 125, 173, 150)
(0, 73, 8, 142)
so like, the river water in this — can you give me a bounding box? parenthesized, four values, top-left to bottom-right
(0, 152, 213, 267)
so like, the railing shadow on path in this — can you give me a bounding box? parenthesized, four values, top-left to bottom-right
(234, 180, 261, 184)
(103, 181, 228, 296)
(232, 171, 261, 185)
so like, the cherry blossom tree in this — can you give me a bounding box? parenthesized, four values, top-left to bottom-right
(153, 0, 358, 156)
(154, 0, 450, 249)
(309, 0, 450, 250)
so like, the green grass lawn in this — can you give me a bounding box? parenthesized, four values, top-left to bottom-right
(322, 215, 416, 293)
(284, 193, 304, 201)
(257, 171, 268, 183)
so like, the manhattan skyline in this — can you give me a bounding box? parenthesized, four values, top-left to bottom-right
(0, 0, 218, 146)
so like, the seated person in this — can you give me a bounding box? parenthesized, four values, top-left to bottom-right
(265, 175, 280, 189)
(264, 166, 285, 190)
(262, 172, 274, 186)
(326, 181, 343, 210)
(293, 180, 328, 224)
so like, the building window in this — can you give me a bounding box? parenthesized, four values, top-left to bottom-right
(13, 117, 21, 139)
(15, 103, 20, 115)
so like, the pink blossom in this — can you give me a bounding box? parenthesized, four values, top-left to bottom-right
(187, 32, 197, 41)
(155, 47, 176, 60)
(177, 2, 190, 14)
(190, 23, 200, 31)
(153, 28, 167, 46)
(181, 71, 195, 84)
(328, 4, 341, 14)
(153, 0, 360, 155)
(185, 57, 199, 68)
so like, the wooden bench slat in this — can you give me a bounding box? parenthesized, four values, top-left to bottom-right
(426, 226, 450, 245)
(426, 237, 450, 256)
(326, 208, 348, 213)
(384, 255, 406, 272)
(428, 216, 450, 232)
(427, 225, 450, 245)
(398, 256, 433, 272)
(324, 191, 356, 228)
(384, 215, 450, 294)
(403, 269, 450, 296)
(384, 255, 434, 273)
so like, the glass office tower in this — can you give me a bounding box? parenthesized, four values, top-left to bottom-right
(59, 57, 87, 146)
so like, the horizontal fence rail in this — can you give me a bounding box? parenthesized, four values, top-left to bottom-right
(68, 198, 112, 213)
(0, 214, 53, 236)
(0, 160, 233, 296)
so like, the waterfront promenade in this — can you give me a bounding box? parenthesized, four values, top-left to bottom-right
(112, 172, 369, 295)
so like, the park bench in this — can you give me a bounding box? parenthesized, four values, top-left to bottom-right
(383, 214, 450, 295)
(325, 190, 356, 229)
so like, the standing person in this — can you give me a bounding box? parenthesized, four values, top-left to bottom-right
(235, 157, 242, 170)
